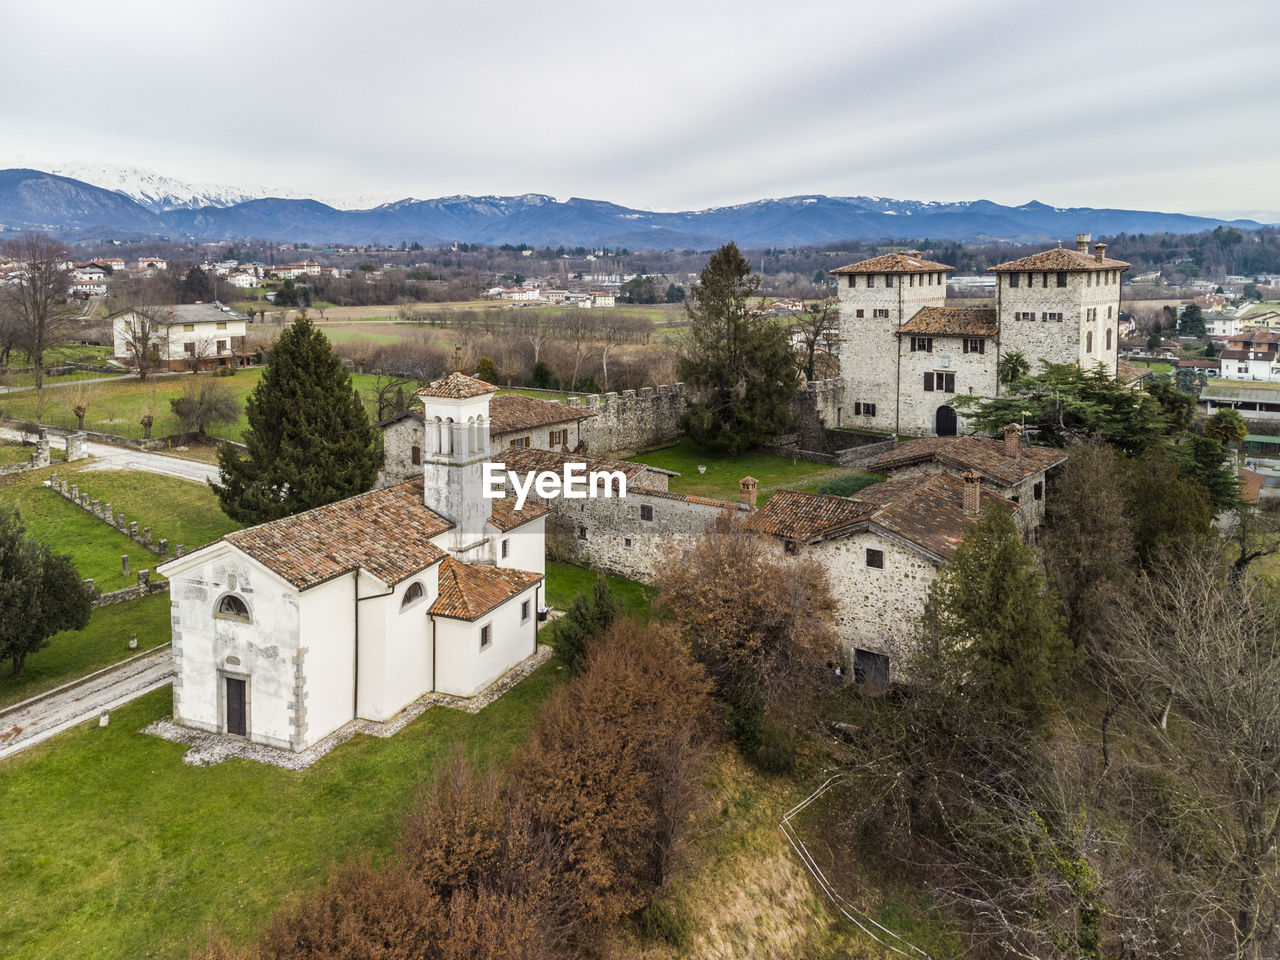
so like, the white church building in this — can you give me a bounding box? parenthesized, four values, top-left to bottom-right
(157, 373, 548, 753)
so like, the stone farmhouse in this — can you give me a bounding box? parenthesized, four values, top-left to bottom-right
(833, 235, 1130, 437)
(157, 373, 548, 753)
(745, 472, 1020, 683)
(111, 303, 252, 372)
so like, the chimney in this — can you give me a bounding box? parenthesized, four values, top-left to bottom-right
(961, 470, 982, 515)
(1094, 243, 1107, 263)
(739, 476, 758, 511)
(1075, 233, 1091, 253)
(1003, 423, 1022, 458)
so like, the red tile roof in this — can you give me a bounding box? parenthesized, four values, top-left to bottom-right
(429, 557, 542, 620)
(489, 393, 592, 435)
(224, 478, 452, 590)
(1117, 359, 1153, 384)
(830, 251, 954, 275)
(897, 306, 997, 337)
(416, 372, 499, 399)
(989, 246, 1130, 273)
(853, 474, 1018, 560)
(488, 497, 550, 532)
(1239, 467, 1264, 505)
(867, 436, 1065, 485)
(495, 445, 653, 481)
(743, 489, 874, 541)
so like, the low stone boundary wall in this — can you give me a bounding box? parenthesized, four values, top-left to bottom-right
(0, 417, 244, 454)
(763, 429, 896, 468)
(0, 435, 53, 476)
(93, 578, 170, 608)
(48, 472, 192, 562)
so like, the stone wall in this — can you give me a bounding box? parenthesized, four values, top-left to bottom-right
(571, 383, 688, 456)
(896, 335, 998, 436)
(49, 473, 188, 560)
(0, 435, 51, 476)
(92, 577, 170, 608)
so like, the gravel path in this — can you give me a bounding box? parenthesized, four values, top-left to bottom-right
(0, 647, 174, 763)
(0, 427, 219, 483)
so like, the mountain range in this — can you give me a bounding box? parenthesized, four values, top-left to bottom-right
(0, 166, 1267, 250)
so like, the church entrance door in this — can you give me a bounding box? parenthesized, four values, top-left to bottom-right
(935, 405, 957, 436)
(226, 677, 247, 736)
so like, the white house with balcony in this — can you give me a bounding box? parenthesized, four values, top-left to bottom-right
(111, 303, 250, 371)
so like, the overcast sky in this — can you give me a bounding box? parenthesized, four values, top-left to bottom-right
(2, 0, 1276, 215)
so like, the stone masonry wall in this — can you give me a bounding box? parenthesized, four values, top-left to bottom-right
(896, 335, 998, 436)
(571, 383, 688, 456)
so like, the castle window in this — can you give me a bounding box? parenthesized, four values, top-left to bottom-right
(854, 402, 861, 415)
(784, 540, 799, 555)
(963, 338, 985, 354)
(1106, 328, 1112, 350)
(1009, 273, 1019, 288)
(549, 429, 568, 447)
(521, 600, 531, 621)
(910, 336, 933, 353)
(577, 525, 588, 540)
(1087, 331, 1094, 352)
(865, 548, 884, 569)
(1087, 273, 1093, 287)
(1043, 273, 1050, 288)
(926, 273, 932, 285)
(216, 594, 251, 622)
(400, 581, 425, 611)
(501, 538, 509, 559)
(1107, 306, 1113, 319)
(1057, 272, 1068, 287)
(623, 537, 633, 549)
(411, 444, 421, 465)
(510, 436, 530, 448)
(873, 308, 889, 318)
(866, 275, 875, 288)
(847, 275, 856, 288)
(864, 403, 876, 416)
(925, 372, 955, 393)
(885, 275, 894, 288)
(480, 624, 491, 649)
(856, 309, 864, 318)
(937, 273, 944, 285)
(640, 504, 653, 522)
(909, 274, 915, 287)
(1034, 482, 1044, 501)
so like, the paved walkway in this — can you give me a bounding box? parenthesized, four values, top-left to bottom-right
(0, 646, 174, 763)
(0, 427, 219, 483)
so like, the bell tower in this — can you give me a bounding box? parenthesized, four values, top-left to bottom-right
(416, 372, 497, 559)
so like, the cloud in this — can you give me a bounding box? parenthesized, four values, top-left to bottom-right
(0, 0, 1276, 213)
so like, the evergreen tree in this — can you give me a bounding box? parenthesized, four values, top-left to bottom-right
(1178, 303, 1206, 338)
(180, 266, 214, 303)
(923, 507, 1074, 729)
(1123, 445, 1212, 564)
(0, 506, 92, 677)
(1171, 433, 1240, 513)
(212, 316, 379, 524)
(553, 573, 618, 674)
(473, 356, 499, 384)
(1203, 408, 1247, 446)
(678, 242, 798, 454)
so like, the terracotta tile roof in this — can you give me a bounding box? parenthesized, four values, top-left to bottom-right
(224, 478, 452, 590)
(989, 246, 1130, 273)
(853, 474, 1018, 560)
(630, 486, 746, 509)
(489, 393, 593, 435)
(495, 445, 652, 481)
(830, 251, 954, 275)
(429, 557, 542, 620)
(1220, 348, 1266, 361)
(867, 436, 1065, 485)
(488, 497, 550, 532)
(1239, 467, 1264, 506)
(416, 372, 498, 399)
(897, 306, 997, 337)
(1117, 359, 1153, 384)
(743, 489, 874, 541)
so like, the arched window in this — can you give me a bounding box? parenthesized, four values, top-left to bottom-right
(1106, 328, 1112, 350)
(400, 581, 425, 611)
(1086, 331, 1094, 353)
(216, 594, 251, 621)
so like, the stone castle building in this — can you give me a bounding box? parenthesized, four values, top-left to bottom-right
(832, 235, 1130, 437)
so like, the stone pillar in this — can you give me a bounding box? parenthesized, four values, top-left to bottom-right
(176, 545, 185, 558)
(82, 578, 93, 593)
(34, 436, 51, 468)
(70, 483, 79, 501)
(104, 504, 113, 523)
(50, 473, 58, 486)
(138, 569, 150, 586)
(121, 555, 130, 575)
(128, 521, 138, 539)
(67, 432, 88, 462)
(159, 538, 169, 556)
(92, 499, 101, 517)
(143, 527, 152, 546)
(80, 493, 90, 509)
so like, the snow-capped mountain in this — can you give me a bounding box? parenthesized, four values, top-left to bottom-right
(32, 161, 262, 211)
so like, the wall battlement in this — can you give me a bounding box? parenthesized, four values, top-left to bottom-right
(569, 381, 689, 456)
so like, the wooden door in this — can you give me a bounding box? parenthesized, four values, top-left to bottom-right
(935, 405, 957, 437)
(225, 677, 247, 736)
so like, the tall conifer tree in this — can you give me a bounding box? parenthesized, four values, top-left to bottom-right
(212, 316, 379, 523)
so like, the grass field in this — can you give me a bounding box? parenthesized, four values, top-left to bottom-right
(0, 666, 564, 960)
(0, 369, 392, 442)
(1135, 359, 1175, 374)
(0, 470, 168, 591)
(632, 437, 870, 504)
(62, 469, 241, 550)
(0, 593, 171, 709)
(544, 559, 656, 621)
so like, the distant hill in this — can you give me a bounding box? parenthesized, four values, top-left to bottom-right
(0, 167, 1263, 248)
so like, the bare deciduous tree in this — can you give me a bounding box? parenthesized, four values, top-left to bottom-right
(0, 233, 81, 390)
(115, 304, 170, 381)
(790, 297, 839, 382)
(1108, 553, 1280, 960)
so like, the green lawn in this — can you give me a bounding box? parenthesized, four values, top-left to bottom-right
(61, 469, 241, 551)
(544, 560, 656, 621)
(0, 369, 390, 443)
(1136, 360, 1175, 374)
(0, 470, 165, 591)
(0, 593, 171, 709)
(632, 437, 869, 504)
(0, 664, 563, 960)
(0, 442, 39, 466)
